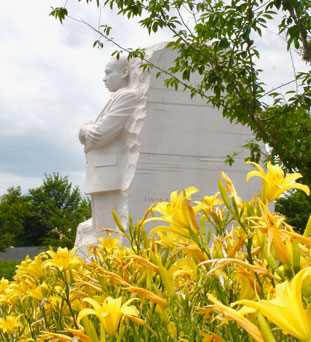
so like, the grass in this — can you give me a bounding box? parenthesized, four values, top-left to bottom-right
(0, 261, 19, 280)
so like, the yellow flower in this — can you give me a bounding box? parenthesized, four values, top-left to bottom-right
(153, 187, 198, 217)
(220, 172, 243, 207)
(43, 247, 82, 272)
(201, 295, 265, 342)
(145, 187, 200, 238)
(98, 233, 120, 252)
(78, 296, 144, 337)
(194, 192, 223, 213)
(234, 267, 311, 341)
(40, 329, 93, 342)
(124, 286, 168, 307)
(0, 315, 23, 335)
(0, 277, 9, 293)
(39, 331, 72, 341)
(65, 329, 94, 342)
(170, 257, 197, 283)
(201, 330, 224, 342)
(246, 161, 310, 202)
(23, 282, 48, 302)
(251, 199, 290, 264)
(155, 231, 188, 248)
(14, 253, 46, 282)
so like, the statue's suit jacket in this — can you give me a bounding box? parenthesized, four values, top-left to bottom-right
(79, 88, 138, 194)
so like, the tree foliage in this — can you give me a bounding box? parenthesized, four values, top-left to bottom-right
(0, 174, 91, 250)
(51, 0, 311, 190)
(275, 190, 311, 234)
(0, 187, 30, 252)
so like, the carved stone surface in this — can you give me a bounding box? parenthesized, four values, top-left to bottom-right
(75, 43, 262, 256)
(75, 55, 148, 256)
(127, 43, 262, 226)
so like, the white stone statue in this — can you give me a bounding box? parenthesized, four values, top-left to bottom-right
(75, 56, 143, 254)
(75, 43, 263, 257)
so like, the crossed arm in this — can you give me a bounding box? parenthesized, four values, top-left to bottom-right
(79, 90, 137, 151)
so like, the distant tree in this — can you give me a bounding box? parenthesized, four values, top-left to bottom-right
(0, 174, 91, 250)
(275, 190, 311, 235)
(0, 187, 31, 251)
(23, 173, 91, 248)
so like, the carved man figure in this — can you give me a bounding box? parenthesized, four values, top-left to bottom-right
(79, 57, 138, 237)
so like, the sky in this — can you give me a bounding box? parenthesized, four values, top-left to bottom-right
(0, 0, 308, 195)
(0, 0, 168, 195)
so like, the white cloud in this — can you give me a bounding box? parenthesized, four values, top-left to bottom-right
(0, 0, 168, 194)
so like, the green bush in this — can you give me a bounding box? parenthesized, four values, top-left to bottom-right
(275, 190, 311, 235)
(0, 261, 19, 280)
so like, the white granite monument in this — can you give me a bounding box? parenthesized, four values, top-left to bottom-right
(75, 43, 262, 255)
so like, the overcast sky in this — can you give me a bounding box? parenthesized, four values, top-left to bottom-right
(0, 0, 168, 195)
(0, 1, 308, 195)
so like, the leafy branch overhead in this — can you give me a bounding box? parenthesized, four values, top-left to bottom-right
(51, 0, 311, 189)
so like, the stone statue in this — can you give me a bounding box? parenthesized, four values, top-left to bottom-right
(74, 43, 263, 257)
(75, 56, 140, 253)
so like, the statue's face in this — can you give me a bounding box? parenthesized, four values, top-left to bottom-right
(103, 60, 127, 92)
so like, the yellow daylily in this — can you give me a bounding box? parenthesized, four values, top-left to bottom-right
(200, 294, 265, 342)
(201, 330, 224, 342)
(246, 161, 310, 202)
(0, 277, 9, 293)
(193, 192, 223, 214)
(0, 315, 23, 335)
(39, 331, 72, 341)
(220, 172, 243, 207)
(152, 187, 198, 217)
(43, 247, 82, 272)
(170, 257, 198, 283)
(124, 255, 159, 273)
(98, 233, 120, 252)
(23, 282, 48, 302)
(253, 199, 290, 264)
(155, 231, 188, 248)
(124, 286, 168, 307)
(145, 187, 200, 238)
(78, 296, 144, 337)
(65, 329, 94, 342)
(234, 267, 311, 341)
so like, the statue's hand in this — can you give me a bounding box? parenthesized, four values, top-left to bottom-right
(87, 128, 102, 144)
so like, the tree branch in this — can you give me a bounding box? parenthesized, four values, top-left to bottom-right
(68, 15, 207, 99)
(261, 79, 298, 98)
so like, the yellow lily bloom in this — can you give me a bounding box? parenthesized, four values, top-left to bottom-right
(0, 277, 9, 293)
(153, 187, 198, 217)
(254, 199, 290, 264)
(98, 233, 120, 252)
(0, 315, 23, 335)
(23, 282, 48, 302)
(14, 254, 46, 281)
(124, 286, 168, 307)
(78, 296, 143, 337)
(43, 247, 82, 272)
(193, 192, 223, 214)
(145, 187, 200, 238)
(246, 161, 310, 202)
(39, 331, 72, 341)
(201, 294, 265, 342)
(220, 172, 243, 207)
(234, 267, 311, 341)
(201, 330, 224, 342)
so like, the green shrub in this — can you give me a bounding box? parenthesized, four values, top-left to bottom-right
(0, 261, 18, 280)
(275, 190, 311, 234)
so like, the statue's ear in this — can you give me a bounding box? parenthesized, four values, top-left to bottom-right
(121, 67, 129, 79)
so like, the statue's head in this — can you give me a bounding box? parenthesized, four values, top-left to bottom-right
(103, 56, 130, 92)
